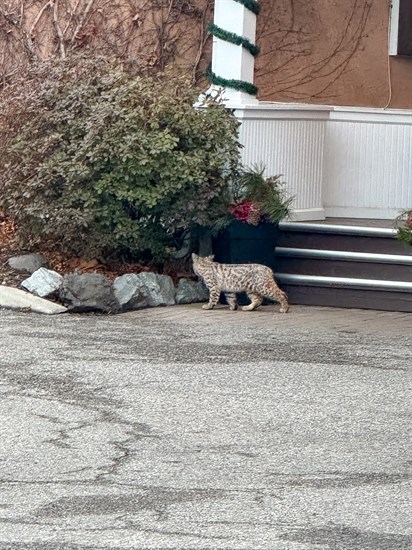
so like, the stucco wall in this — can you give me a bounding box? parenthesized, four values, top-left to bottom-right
(0, 1, 212, 86)
(255, 0, 412, 108)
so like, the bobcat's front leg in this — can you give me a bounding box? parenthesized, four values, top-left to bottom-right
(202, 286, 220, 310)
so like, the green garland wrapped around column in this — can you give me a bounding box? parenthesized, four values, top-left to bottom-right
(207, 0, 260, 97)
(206, 66, 258, 96)
(234, 0, 260, 15)
(208, 23, 260, 57)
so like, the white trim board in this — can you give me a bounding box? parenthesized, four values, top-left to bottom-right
(389, 0, 401, 56)
(324, 207, 406, 219)
(289, 209, 326, 221)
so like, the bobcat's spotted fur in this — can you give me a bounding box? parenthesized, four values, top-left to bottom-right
(192, 254, 289, 313)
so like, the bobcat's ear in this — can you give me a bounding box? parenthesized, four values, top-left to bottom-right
(208, 255, 215, 261)
(191, 253, 198, 261)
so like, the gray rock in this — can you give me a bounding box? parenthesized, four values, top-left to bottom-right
(21, 268, 63, 298)
(0, 285, 67, 314)
(136, 272, 176, 307)
(8, 253, 46, 274)
(113, 274, 150, 311)
(175, 278, 209, 304)
(59, 273, 119, 313)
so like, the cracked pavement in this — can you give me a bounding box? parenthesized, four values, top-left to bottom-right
(0, 304, 411, 549)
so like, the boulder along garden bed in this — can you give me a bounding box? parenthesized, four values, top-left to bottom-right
(0, 215, 208, 315)
(0, 252, 208, 315)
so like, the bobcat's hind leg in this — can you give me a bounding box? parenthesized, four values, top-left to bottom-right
(266, 281, 289, 313)
(242, 292, 263, 311)
(202, 286, 220, 310)
(225, 292, 238, 311)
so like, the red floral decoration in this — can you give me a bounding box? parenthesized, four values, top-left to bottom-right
(228, 200, 262, 225)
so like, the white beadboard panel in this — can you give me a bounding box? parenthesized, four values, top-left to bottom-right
(235, 102, 412, 220)
(324, 114, 412, 215)
(237, 117, 326, 213)
(234, 104, 412, 220)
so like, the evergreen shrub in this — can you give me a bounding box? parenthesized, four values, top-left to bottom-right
(0, 55, 241, 261)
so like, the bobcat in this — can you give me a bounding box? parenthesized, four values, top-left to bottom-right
(192, 253, 289, 313)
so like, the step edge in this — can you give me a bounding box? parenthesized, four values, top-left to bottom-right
(275, 247, 412, 265)
(279, 221, 398, 238)
(276, 273, 412, 292)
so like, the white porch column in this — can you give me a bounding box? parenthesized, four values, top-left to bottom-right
(209, 0, 259, 106)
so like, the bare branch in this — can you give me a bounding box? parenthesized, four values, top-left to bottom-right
(52, 0, 66, 57)
(0, 0, 212, 87)
(192, 0, 210, 83)
(257, 0, 372, 102)
(30, 1, 53, 38)
(70, 0, 95, 45)
(62, 0, 81, 36)
(1, 9, 37, 59)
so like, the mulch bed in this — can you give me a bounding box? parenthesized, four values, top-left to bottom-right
(0, 213, 192, 288)
(0, 214, 24, 287)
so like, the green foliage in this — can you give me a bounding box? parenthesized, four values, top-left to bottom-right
(208, 23, 260, 57)
(208, 164, 293, 233)
(0, 55, 242, 260)
(396, 210, 412, 247)
(234, 0, 261, 15)
(234, 164, 293, 222)
(206, 66, 258, 96)
(398, 227, 412, 246)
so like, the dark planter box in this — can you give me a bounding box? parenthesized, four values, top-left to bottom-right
(212, 220, 280, 271)
(212, 220, 280, 305)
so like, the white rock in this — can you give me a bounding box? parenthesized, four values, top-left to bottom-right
(0, 286, 67, 315)
(21, 268, 63, 298)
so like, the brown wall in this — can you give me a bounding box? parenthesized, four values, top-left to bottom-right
(255, 0, 412, 108)
(0, 1, 212, 87)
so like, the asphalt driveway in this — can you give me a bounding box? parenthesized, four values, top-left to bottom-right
(0, 304, 411, 549)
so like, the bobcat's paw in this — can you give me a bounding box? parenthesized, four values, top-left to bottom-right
(279, 306, 289, 314)
(202, 303, 214, 310)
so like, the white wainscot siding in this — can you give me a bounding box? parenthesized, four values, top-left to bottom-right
(236, 105, 330, 221)
(235, 105, 412, 220)
(324, 109, 412, 219)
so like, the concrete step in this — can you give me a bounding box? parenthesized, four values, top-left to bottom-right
(276, 274, 412, 313)
(275, 247, 412, 282)
(275, 221, 412, 312)
(277, 222, 411, 256)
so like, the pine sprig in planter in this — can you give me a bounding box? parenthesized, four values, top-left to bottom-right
(210, 164, 293, 233)
(230, 165, 293, 225)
